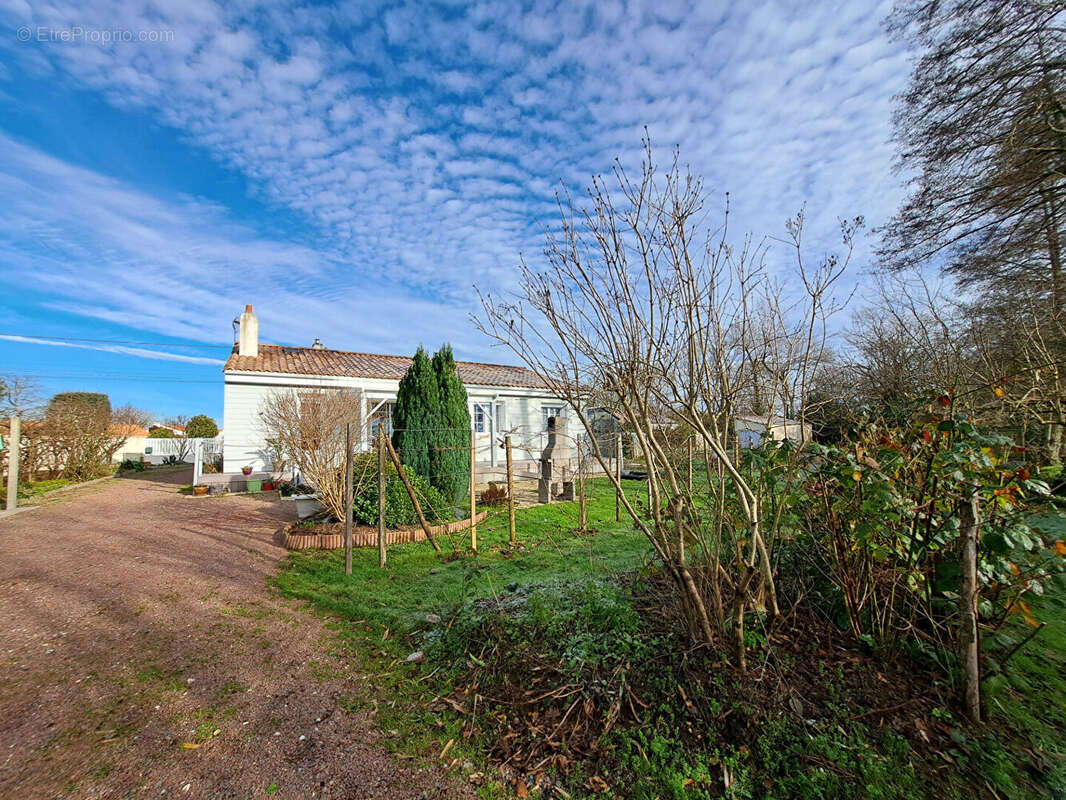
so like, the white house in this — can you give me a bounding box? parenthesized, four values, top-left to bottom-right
(734, 413, 812, 448)
(221, 305, 571, 473)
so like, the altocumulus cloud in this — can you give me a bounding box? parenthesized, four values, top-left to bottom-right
(0, 0, 912, 359)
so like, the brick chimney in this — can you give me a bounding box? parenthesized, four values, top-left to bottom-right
(238, 304, 258, 357)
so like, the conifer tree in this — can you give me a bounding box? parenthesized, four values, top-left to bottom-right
(391, 346, 441, 479)
(432, 344, 471, 503)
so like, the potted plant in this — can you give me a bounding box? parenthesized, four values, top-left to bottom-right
(262, 480, 276, 491)
(241, 465, 253, 476)
(193, 484, 209, 496)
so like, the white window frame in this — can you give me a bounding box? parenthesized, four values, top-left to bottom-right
(542, 405, 563, 430)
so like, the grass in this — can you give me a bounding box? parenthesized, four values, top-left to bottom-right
(0, 478, 75, 504)
(276, 477, 652, 635)
(275, 483, 1066, 798)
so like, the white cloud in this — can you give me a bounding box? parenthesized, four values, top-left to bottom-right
(0, 335, 225, 365)
(0, 0, 913, 361)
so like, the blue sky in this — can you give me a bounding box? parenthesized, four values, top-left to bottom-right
(0, 0, 911, 421)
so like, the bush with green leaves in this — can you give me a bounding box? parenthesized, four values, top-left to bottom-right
(148, 428, 175, 439)
(737, 394, 1065, 659)
(184, 414, 219, 438)
(348, 453, 451, 527)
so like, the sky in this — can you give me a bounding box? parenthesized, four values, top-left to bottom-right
(0, 0, 913, 421)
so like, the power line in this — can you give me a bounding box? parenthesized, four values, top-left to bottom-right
(5, 372, 219, 384)
(0, 333, 232, 349)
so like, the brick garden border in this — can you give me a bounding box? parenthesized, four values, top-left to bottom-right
(282, 509, 489, 550)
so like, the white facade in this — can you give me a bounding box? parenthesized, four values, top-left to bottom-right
(222, 370, 571, 473)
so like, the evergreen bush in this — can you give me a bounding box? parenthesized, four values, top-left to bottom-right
(391, 346, 441, 481)
(432, 344, 471, 504)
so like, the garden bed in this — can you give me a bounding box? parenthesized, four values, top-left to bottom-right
(282, 510, 489, 550)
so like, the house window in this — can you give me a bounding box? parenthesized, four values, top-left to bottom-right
(370, 402, 393, 439)
(542, 406, 563, 430)
(472, 404, 486, 433)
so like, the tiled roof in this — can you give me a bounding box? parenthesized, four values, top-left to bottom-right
(109, 424, 149, 437)
(224, 344, 549, 389)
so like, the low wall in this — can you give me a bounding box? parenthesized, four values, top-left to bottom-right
(283, 509, 490, 550)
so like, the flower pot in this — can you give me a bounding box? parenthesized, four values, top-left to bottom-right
(262, 481, 276, 491)
(193, 485, 209, 496)
(241, 467, 253, 476)
(246, 479, 262, 493)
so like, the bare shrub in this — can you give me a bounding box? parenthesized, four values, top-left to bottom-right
(477, 140, 854, 664)
(259, 389, 362, 519)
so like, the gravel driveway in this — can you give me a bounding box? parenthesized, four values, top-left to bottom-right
(0, 469, 469, 799)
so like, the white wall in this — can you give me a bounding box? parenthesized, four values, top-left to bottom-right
(223, 371, 574, 474)
(115, 435, 221, 464)
(223, 382, 285, 472)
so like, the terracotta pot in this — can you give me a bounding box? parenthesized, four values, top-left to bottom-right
(193, 485, 209, 496)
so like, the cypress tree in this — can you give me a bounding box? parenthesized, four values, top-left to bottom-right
(391, 346, 441, 480)
(432, 344, 471, 503)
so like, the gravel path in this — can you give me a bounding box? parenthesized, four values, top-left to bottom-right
(0, 469, 470, 799)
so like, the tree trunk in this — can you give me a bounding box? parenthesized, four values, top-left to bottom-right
(959, 493, 982, 723)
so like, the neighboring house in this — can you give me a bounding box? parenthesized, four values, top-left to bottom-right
(109, 424, 149, 462)
(148, 423, 185, 435)
(734, 414, 812, 448)
(222, 305, 571, 473)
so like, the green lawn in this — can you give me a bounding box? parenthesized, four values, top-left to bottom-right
(275, 477, 652, 635)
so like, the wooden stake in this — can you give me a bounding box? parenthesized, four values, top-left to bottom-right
(505, 435, 516, 546)
(646, 449, 653, 510)
(377, 433, 387, 568)
(959, 493, 981, 722)
(615, 432, 622, 522)
(5, 416, 19, 512)
(687, 436, 693, 495)
(382, 437, 442, 552)
(344, 423, 353, 575)
(577, 434, 587, 531)
(470, 428, 478, 551)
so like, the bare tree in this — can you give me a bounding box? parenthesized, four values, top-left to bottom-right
(477, 141, 854, 662)
(112, 404, 154, 430)
(0, 375, 42, 419)
(259, 389, 363, 520)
